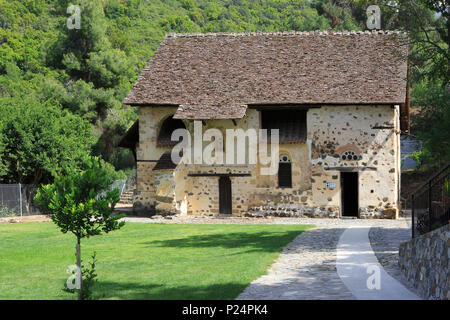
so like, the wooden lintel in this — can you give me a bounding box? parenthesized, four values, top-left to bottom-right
(372, 126, 395, 129)
(325, 167, 377, 172)
(188, 173, 251, 177)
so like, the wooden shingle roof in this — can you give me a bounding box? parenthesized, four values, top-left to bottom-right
(124, 31, 409, 119)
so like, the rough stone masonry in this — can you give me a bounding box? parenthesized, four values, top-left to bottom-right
(399, 225, 450, 300)
(121, 31, 409, 218)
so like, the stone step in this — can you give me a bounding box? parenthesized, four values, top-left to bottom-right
(119, 190, 134, 204)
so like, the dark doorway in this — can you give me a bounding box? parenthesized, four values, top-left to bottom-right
(157, 116, 186, 147)
(219, 177, 232, 215)
(341, 172, 359, 217)
(278, 155, 292, 188)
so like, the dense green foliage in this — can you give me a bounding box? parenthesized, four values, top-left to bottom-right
(34, 156, 125, 239)
(0, 222, 311, 299)
(0, 0, 448, 185)
(0, 96, 94, 184)
(444, 179, 450, 197)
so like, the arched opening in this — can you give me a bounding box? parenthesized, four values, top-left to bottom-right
(157, 116, 186, 147)
(278, 154, 292, 188)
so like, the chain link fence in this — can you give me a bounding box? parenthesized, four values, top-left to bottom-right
(0, 184, 26, 217)
(0, 179, 132, 218)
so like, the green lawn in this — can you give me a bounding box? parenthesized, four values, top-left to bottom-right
(0, 222, 313, 300)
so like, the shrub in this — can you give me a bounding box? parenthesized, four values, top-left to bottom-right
(35, 156, 125, 300)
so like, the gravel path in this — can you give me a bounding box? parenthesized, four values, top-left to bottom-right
(121, 215, 411, 227)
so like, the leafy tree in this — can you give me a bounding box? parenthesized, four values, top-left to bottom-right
(348, 0, 449, 167)
(34, 156, 125, 300)
(0, 120, 6, 179)
(389, 0, 449, 167)
(43, 1, 138, 166)
(410, 80, 450, 166)
(444, 179, 450, 197)
(313, 0, 362, 30)
(0, 96, 95, 211)
(0, 97, 94, 186)
(0, 0, 447, 171)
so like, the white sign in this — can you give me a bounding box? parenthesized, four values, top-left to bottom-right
(325, 182, 336, 188)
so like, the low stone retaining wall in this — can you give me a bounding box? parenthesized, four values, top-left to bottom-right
(247, 205, 396, 219)
(247, 205, 339, 218)
(398, 224, 449, 300)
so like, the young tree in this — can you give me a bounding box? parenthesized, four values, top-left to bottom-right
(34, 156, 125, 300)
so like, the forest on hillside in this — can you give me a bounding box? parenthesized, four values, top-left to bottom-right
(0, 0, 448, 187)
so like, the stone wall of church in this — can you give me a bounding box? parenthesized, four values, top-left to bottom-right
(307, 105, 401, 218)
(134, 104, 401, 218)
(133, 106, 178, 215)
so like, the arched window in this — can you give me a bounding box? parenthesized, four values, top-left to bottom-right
(157, 116, 186, 147)
(278, 154, 292, 188)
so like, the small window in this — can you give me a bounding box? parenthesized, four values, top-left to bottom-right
(261, 110, 306, 143)
(341, 150, 362, 161)
(278, 154, 292, 188)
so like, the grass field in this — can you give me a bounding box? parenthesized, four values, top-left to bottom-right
(0, 222, 312, 300)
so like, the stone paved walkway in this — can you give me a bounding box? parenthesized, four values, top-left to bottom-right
(236, 218, 413, 300)
(237, 225, 354, 300)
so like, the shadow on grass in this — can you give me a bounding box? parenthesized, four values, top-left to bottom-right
(94, 281, 247, 300)
(75, 226, 412, 300)
(141, 230, 308, 253)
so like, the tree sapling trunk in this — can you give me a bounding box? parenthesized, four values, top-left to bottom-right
(76, 237, 82, 300)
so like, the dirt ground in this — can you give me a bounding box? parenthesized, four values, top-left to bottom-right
(0, 215, 51, 224)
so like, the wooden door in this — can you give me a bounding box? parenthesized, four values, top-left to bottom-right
(219, 176, 232, 215)
(341, 172, 359, 217)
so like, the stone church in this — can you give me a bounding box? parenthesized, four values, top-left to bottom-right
(120, 30, 410, 219)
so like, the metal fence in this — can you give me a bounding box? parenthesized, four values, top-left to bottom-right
(0, 179, 132, 218)
(96, 179, 128, 199)
(0, 184, 26, 217)
(411, 162, 450, 237)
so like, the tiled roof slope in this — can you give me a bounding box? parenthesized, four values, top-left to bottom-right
(152, 152, 178, 171)
(123, 31, 409, 119)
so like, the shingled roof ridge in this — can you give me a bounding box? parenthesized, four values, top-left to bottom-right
(125, 30, 409, 113)
(165, 30, 407, 38)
